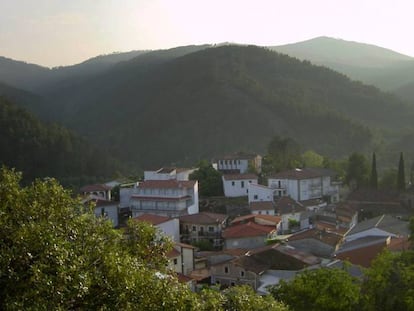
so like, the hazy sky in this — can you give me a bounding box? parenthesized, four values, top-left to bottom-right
(1, 0, 413, 67)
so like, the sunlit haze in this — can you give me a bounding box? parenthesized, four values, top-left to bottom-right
(1, 0, 414, 67)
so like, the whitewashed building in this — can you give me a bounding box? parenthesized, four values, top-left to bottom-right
(248, 183, 276, 203)
(268, 168, 340, 203)
(144, 167, 196, 181)
(222, 174, 258, 197)
(215, 153, 262, 174)
(130, 179, 199, 218)
(133, 213, 180, 242)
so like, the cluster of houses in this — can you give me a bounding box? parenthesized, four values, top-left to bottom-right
(79, 153, 412, 293)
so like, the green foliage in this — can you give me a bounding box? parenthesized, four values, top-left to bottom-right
(0, 167, 196, 310)
(398, 152, 406, 191)
(360, 250, 414, 311)
(301, 150, 324, 168)
(190, 160, 223, 197)
(262, 136, 302, 175)
(370, 152, 378, 189)
(270, 268, 360, 311)
(0, 97, 122, 185)
(379, 168, 398, 190)
(346, 152, 369, 189)
(198, 286, 289, 311)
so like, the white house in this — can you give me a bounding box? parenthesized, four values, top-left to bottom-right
(80, 184, 112, 201)
(215, 153, 262, 174)
(81, 196, 119, 228)
(248, 183, 276, 203)
(250, 201, 275, 215)
(133, 213, 180, 242)
(144, 167, 196, 181)
(222, 174, 258, 197)
(167, 242, 196, 276)
(268, 168, 340, 203)
(275, 196, 309, 233)
(130, 179, 199, 218)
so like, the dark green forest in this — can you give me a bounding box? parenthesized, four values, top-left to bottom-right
(0, 96, 121, 185)
(1, 44, 414, 174)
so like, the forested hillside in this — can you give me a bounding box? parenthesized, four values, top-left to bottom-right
(0, 97, 121, 185)
(40, 45, 413, 168)
(270, 37, 414, 100)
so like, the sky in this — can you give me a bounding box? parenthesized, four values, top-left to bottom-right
(1, 0, 414, 67)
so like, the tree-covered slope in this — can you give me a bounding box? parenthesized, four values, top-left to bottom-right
(0, 96, 121, 184)
(270, 36, 414, 92)
(42, 45, 414, 168)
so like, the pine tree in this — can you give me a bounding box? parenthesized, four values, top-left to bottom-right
(370, 152, 378, 189)
(397, 152, 405, 191)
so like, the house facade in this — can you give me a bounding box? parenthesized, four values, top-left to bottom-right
(167, 242, 196, 275)
(222, 174, 258, 197)
(222, 221, 277, 249)
(80, 184, 112, 201)
(248, 183, 276, 203)
(144, 167, 196, 182)
(129, 180, 199, 218)
(250, 201, 276, 215)
(216, 153, 262, 174)
(133, 213, 180, 242)
(179, 212, 228, 248)
(268, 168, 340, 203)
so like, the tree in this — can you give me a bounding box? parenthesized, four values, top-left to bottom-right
(269, 268, 361, 311)
(0, 167, 197, 310)
(189, 160, 223, 197)
(360, 250, 414, 311)
(262, 136, 302, 175)
(346, 152, 369, 190)
(397, 152, 406, 191)
(301, 150, 324, 168)
(379, 168, 398, 190)
(370, 152, 378, 189)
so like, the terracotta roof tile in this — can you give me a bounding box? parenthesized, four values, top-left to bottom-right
(223, 222, 275, 239)
(178, 212, 228, 225)
(80, 184, 112, 192)
(275, 197, 305, 214)
(250, 201, 275, 211)
(231, 214, 281, 225)
(133, 213, 171, 225)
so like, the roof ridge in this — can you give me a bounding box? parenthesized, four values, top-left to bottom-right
(374, 214, 385, 228)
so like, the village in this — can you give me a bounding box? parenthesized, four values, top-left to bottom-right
(79, 153, 413, 294)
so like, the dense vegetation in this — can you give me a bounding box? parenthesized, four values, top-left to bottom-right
(0, 97, 121, 185)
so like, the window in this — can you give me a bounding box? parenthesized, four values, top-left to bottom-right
(232, 181, 235, 186)
(241, 181, 245, 188)
(240, 271, 245, 277)
(254, 195, 258, 200)
(208, 226, 215, 232)
(192, 226, 196, 232)
(224, 266, 229, 274)
(174, 258, 178, 265)
(231, 282, 235, 286)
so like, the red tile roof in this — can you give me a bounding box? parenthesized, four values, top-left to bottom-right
(80, 184, 112, 192)
(138, 180, 196, 189)
(167, 248, 181, 258)
(178, 212, 228, 225)
(275, 196, 305, 214)
(269, 168, 322, 180)
(231, 214, 281, 225)
(176, 273, 194, 283)
(222, 174, 258, 181)
(223, 222, 275, 239)
(133, 213, 171, 225)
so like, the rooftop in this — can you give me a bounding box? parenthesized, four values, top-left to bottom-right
(222, 222, 275, 239)
(222, 174, 258, 181)
(250, 201, 275, 211)
(133, 213, 171, 225)
(269, 168, 336, 180)
(138, 180, 196, 189)
(178, 212, 228, 225)
(231, 214, 281, 225)
(347, 214, 410, 237)
(275, 196, 305, 214)
(80, 184, 112, 192)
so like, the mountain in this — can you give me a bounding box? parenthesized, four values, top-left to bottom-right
(270, 37, 414, 93)
(38, 45, 413, 168)
(0, 96, 122, 185)
(0, 81, 53, 120)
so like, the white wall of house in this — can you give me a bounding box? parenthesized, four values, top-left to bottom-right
(223, 177, 257, 197)
(280, 212, 302, 233)
(248, 183, 275, 203)
(252, 209, 276, 216)
(130, 182, 199, 218)
(181, 247, 195, 275)
(94, 204, 119, 227)
(269, 175, 340, 202)
(157, 218, 180, 242)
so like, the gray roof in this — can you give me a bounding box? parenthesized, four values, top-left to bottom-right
(336, 236, 388, 254)
(347, 214, 410, 237)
